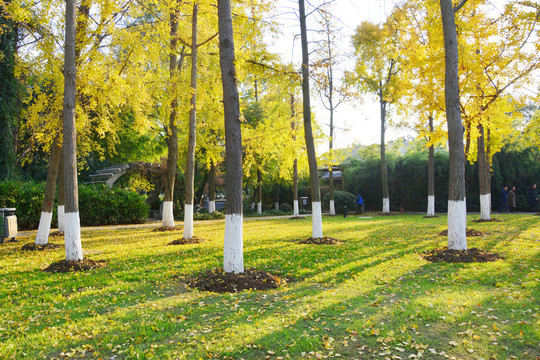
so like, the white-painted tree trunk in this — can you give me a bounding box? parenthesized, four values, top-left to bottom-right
(275, 202, 279, 211)
(223, 214, 243, 273)
(329, 199, 335, 215)
(250, 202, 255, 210)
(57, 205, 65, 232)
(208, 200, 216, 213)
(35, 212, 53, 245)
(183, 204, 193, 239)
(64, 211, 83, 260)
(382, 198, 390, 213)
(311, 201, 323, 238)
(427, 195, 435, 217)
(257, 202, 262, 214)
(162, 201, 175, 228)
(480, 194, 491, 220)
(293, 200, 299, 216)
(447, 200, 467, 250)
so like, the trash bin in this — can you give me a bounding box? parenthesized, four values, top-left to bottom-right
(0, 208, 17, 244)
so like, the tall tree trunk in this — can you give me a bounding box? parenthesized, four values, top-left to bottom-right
(380, 95, 390, 213)
(183, 2, 199, 239)
(162, 6, 180, 228)
(57, 152, 65, 232)
(440, 0, 467, 250)
(477, 122, 490, 220)
(208, 160, 216, 212)
(257, 169, 262, 214)
(486, 127, 492, 208)
(299, 0, 323, 238)
(273, 183, 280, 210)
(218, 0, 243, 273)
(328, 84, 335, 216)
(35, 136, 62, 245)
(293, 159, 299, 216)
(63, 0, 82, 261)
(427, 115, 435, 216)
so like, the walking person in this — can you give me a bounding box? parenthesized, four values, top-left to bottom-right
(355, 193, 364, 214)
(499, 186, 509, 213)
(507, 186, 516, 213)
(527, 184, 538, 213)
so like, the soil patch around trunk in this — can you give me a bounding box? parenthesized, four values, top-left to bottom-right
(184, 268, 286, 293)
(297, 236, 340, 245)
(423, 247, 504, 263)
(438, 229, 485, 237)
(422, 215, 439, 218)
(289, 216, 305, 220)
(152, 226, 182, 232)
(473, 218, 501, 223)
(22, 243, 63, 251)
(43, 259, 107, 273)
(167, 236, 209, 245)
(49, 231, 65, 237)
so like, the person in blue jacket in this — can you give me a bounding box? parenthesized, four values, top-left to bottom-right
(355, 193, 364, 214)
(499, 185, 509, 213)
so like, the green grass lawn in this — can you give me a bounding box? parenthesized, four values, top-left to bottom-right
(1, 214, 538, 360)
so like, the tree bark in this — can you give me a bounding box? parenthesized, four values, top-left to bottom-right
(35, 136, 62, 245)
(57, 152, 65, 232)
(218, 0, 243, 273)
(257, 169, 262, 214)
(427, 115, 435, 216)
(293, 159, 299, 216)
(208, 160, 216, 212)
(299, 0, 323, 238)
(162, 6, 180, 228)
(63, 0, 82, 261)
(273, 183, 280, 210)
(477, 122, 490, 220)
(183, 2, 198, 239)
(380, 95, 390, 213)
(440, 0, 467, 250)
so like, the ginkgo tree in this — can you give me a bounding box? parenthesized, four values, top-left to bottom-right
(348, 19, 401, 214)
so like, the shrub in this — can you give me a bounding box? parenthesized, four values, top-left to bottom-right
(0, 181, 45, 230)
(323, 190, 356, 214)
(78, 185, 149, 226)
(279, 203, 292, 212)
(0, 181, 149, 229)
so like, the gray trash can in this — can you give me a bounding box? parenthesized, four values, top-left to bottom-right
(0, 208, 17, 244)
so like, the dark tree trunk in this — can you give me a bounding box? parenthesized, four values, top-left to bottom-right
(257, 169, 262, 213)
(477, 122, 490, 219)
(162, 6, 180, 228)
(273, 183, 280, 210)
(183, 2, 198, 239)
(57, 152, 65, 232)
(427, 115, 435, 216)
(293, 159, 299, 215)
(299, 0, 323, 238)
(380, 94, 389, 213)
(35, 136, 62, 245)
(218, 0, 243, 273)
(63, 0, 82, 261)
(208, 160, 216, 212)
(440, 0, 467, 249)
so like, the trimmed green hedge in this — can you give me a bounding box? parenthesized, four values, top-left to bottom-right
(0, 181, 149, 230)
(323, 190, 357, 214)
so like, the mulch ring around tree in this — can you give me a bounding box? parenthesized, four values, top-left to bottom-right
(473, 218, 501, 223)
(184, 268, 286, 293)
(43, 259, 107, 273)
(422, 215, 439, 218)
(289, 216, 305, 220)
(297, 236, 340, 245)
(423, 247, 504, 263)
(167, 236, 209, 245)
(49, 231, 65, 237)
(152, 226, 183, 232)
(22, 243, 63, 251)
(438, 229, 485, 237)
